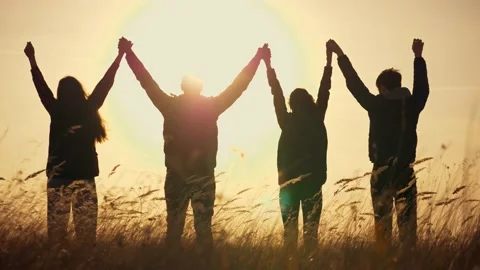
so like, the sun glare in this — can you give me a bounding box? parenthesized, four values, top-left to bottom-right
(110, 0, 303, 170)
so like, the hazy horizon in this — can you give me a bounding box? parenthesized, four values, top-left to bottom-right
(1, 0, 479, 215)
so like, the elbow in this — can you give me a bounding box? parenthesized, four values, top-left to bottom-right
(140, 81, 150, 90)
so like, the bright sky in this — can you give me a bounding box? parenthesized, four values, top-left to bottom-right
(0, 0, 479, 208)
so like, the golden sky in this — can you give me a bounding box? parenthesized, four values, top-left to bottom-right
(0, 0, 479, 204)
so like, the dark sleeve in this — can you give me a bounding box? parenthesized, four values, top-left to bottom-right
(88, 56, 121, 109)
(337, 55, 376, 111)
(30, 66, 56, 114)
(267, 68, 288, 129)
(316, 66, 333, 121)
(213, 55, 262, 115)
(412, 57, 429, 112)
(126, 50, 172, 115)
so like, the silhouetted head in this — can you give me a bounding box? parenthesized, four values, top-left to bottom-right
(56, 76, 107, 143)
(289, 88, 315, 113)
(57, 76, 88, 106)
(376, 68, 402, 95)
(181, 75, 203, 96)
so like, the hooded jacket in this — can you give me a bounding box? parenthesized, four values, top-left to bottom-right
(337, 55, 429, 166)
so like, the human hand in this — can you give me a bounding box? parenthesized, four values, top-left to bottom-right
(327, 39, 344, 57)
(326, 39, 333, 66)
(262, 43, 271, 68)
(118, 37, 133, 54)
(255, 43, 269, 60)
(412, 38, 424, 57)
(24, 42, 35, 59)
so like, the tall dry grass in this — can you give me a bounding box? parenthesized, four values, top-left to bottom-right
(0, 149, 479, 270)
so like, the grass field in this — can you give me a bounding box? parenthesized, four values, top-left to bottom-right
(0, 152, 479, 270)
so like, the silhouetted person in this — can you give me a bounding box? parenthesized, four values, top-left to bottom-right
(24, 40, 126, 247)
(328, 39, 429, 254)
(264, 42, 333, 254)
(120, 37, 268, 253)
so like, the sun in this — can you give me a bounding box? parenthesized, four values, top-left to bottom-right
(109, 0, 303, 171)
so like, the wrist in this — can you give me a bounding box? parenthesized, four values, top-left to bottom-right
(29, 58, 38, 68)
(125, 48, 133, 55)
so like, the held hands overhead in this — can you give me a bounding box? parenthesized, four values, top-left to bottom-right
(326, 39, 333, 67)
(412, 39, 424, 57)
(255, 43, 270, 62)
(23, 38, 132, 60)
(325, 38, 425, 58)
(24, 42, 35, 59)
(118, 37, 133, 54)
(24, 37, 424, 69)
(263, 44, 272, 69)
(326, 39, 344, 57)
(260, 40, 334, 69)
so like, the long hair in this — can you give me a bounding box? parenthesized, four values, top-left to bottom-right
(289, 88, 315, 113)
(56, 76, 107, 143)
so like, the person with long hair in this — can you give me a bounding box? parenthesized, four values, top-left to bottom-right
(263, 42, 333, 255)
(24, 40, 128, 247)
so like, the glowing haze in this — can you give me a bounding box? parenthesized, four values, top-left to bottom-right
(0, 0, 479, 210)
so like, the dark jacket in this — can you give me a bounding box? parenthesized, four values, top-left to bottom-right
(125, 51, 261, 175)
(337, 55, 429, 166)
(267, 66, 332, 186)
(30, 62, 120, 179)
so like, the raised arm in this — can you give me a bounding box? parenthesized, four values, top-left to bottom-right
(411, 39, 429, 112)
(88, 41, 125, 109)
(213, 44, 266, 115)
(24, 42, 56, 114)
(328, 40, 376, 111)
(316, 40, 333, 120)
(122, 38, 172, 115)
(264, 47, 288, 129)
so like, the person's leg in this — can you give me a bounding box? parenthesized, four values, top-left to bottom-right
(394, 167, 417, 253)
(370, 165, 394, 254)
(72, 179, 98, 248)
(191, 174, 216, 252)
(301, 187, 322, 254)
(47, 178, 73, 247)
(165, 170, 189, 250)
(279, 184, 301, 251)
